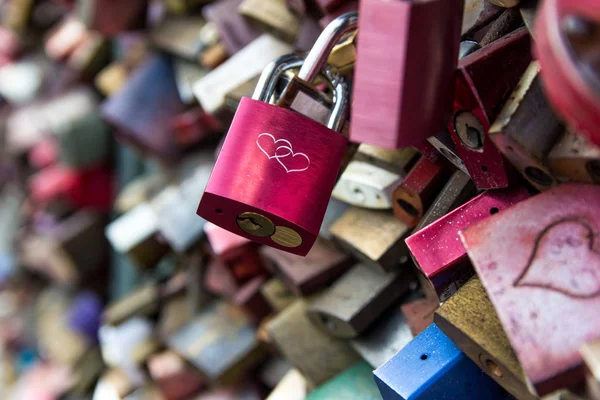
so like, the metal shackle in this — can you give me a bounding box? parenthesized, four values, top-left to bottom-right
(252, 53, 348, 132)
(298, 11, 358, 84)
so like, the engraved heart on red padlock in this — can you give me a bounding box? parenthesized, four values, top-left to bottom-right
(256, 133, 310, 173)
(514, 217, 600, 298)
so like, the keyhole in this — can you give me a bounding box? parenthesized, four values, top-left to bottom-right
(454, 111, 485, 150)
(236, 212, 275, 237)
(237, 217, 262, 231)
(465, 124, 483, 149)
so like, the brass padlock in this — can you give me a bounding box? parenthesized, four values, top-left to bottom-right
(434, 278, 538, 400)
(326, 30, 358, 76)
(329, 207, 411, 272)
(150, 14, 206, 62)
(265, 299, 361, 388)
(239, 0, 302, 43)
(460, 183, 600, 396)
(2, 0, 35, 33)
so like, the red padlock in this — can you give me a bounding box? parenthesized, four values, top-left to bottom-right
(350, 0, 463, 149)
(535, 0, 600, 148)
(197, 13, 355, 256)
(406, 186, 530, 301)
(448, 27, 531, 189)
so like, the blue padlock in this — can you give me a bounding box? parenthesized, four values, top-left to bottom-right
(374, 323, 513, 400)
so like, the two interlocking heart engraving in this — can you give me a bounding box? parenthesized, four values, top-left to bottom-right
(514, 217, 600, 299)
(256, 133, 310, 173)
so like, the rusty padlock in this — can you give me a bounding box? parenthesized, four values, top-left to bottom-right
(350, 0, 463, 149)
(197, 13, 355, 256)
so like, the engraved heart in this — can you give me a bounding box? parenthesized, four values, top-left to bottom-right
(275, 149, 310, 173)
(256, 133, 310, 173)
(256, 133, 292, 160)
(514, 218, 600, 298)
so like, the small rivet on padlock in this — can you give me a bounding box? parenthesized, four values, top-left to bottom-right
(236, 212, 276, 237)
(271, 226, 302, 248)
(454, 111, 485, 151)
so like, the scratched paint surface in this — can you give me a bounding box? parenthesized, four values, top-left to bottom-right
(460, 183, 600, 395)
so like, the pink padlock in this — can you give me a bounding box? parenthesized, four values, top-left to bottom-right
(197, 13, 356, 256)
(350, 0, 463, 149)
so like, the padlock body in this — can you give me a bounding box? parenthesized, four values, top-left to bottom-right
(198, 97, 347, 256)
(535, 0, 600, 147)
(449, 27, 531, 189)
(350, 0, 463, 149)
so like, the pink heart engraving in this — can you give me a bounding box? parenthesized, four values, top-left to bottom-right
(275, 149, 310, 173)
(256, 133, 292, 160)
(256, 133, 310, 173)
(514, 217, 600, 298)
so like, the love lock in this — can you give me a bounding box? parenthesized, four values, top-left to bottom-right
(196, 13, 356, 256)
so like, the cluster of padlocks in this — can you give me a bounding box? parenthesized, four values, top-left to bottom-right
(0, 0, 598, 399)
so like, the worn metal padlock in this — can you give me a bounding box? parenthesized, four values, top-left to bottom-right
(414, 170, 476, 231)
(265, 299, 361, 388)
(167, 301, 265, 386)
(434, 278, 538, 400)
(406, 187, 530, 302)
(350, 303, 415, 369)
(330, 207, 412, 273)
(460, 183, 600, 396)
(548, 128, 600, 184)
(350, 0, 463, 149)
(333, 146, 418, 210)
(197, 14, 355, 256)
(449, 27, 532, 189)
(490, 61, 565, 191)
(307, 264, 414, 339)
